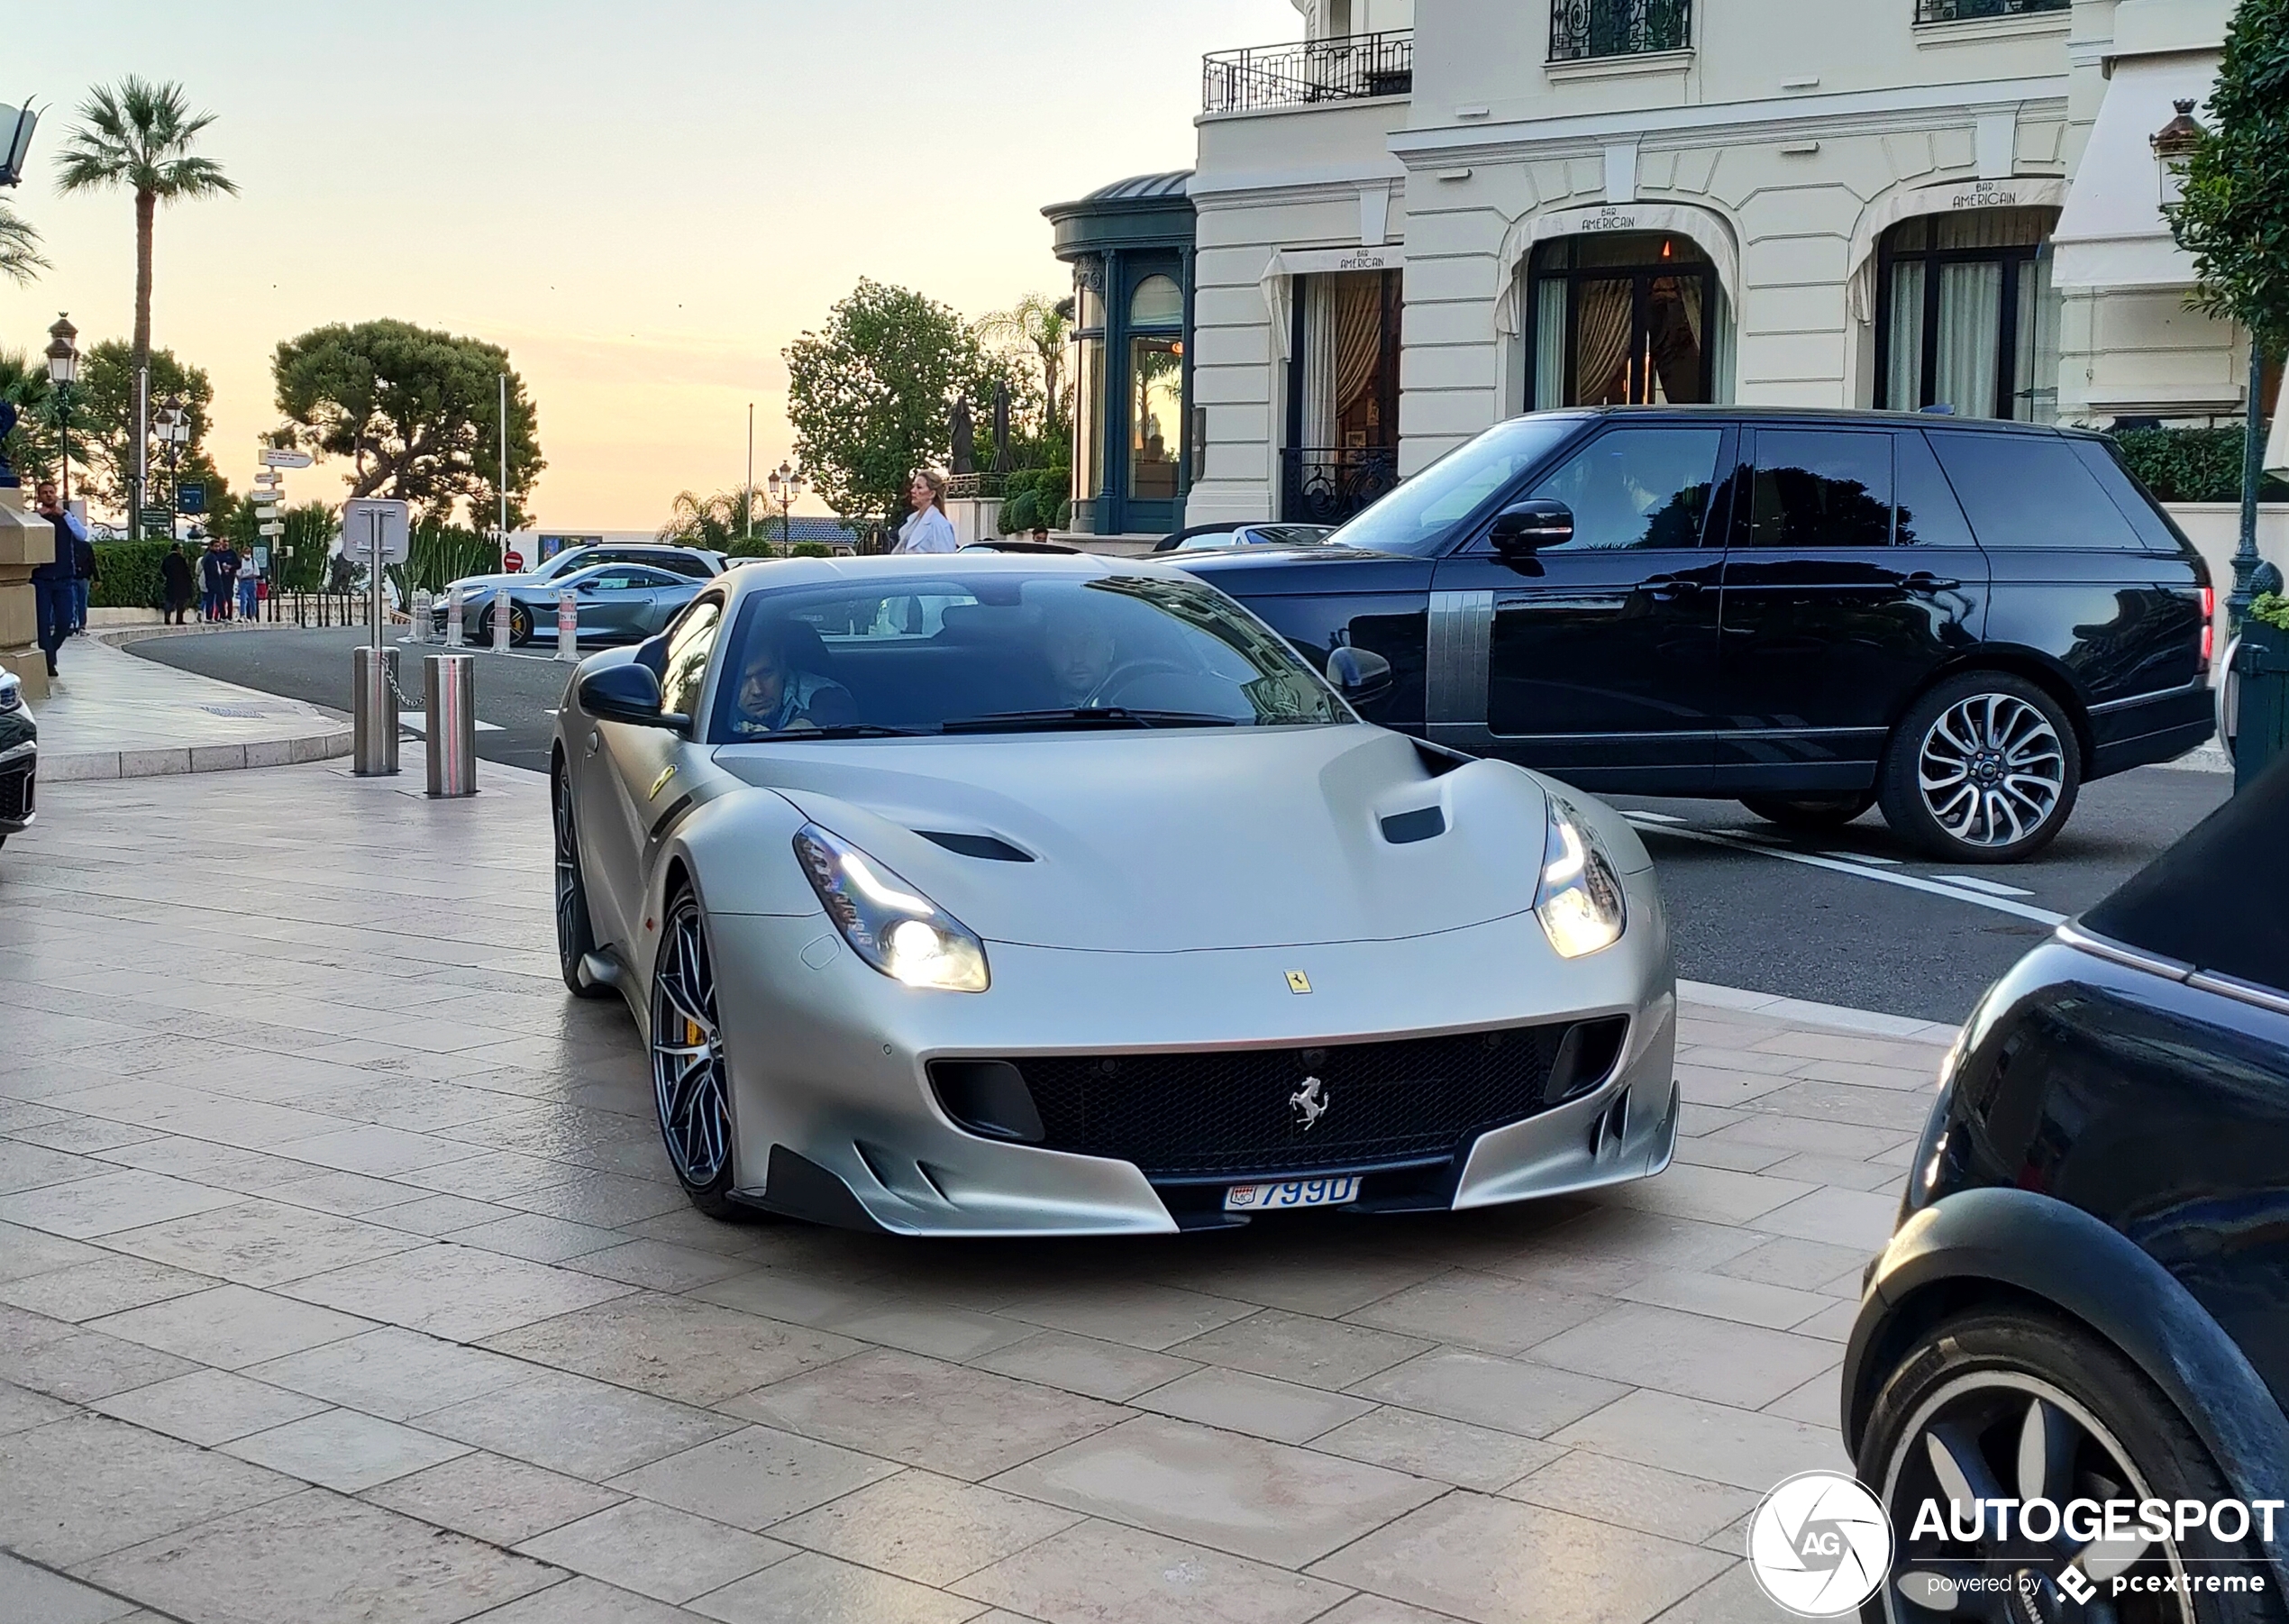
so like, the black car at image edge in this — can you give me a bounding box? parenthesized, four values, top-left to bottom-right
(1181, 407, 2215, 863)
(0, 669, 32, 850)
(1847, 757, 2289, 1619)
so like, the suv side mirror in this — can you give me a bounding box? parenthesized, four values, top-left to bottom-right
(1490, 499, 1574, 555)
(1326, 645, 1394, 707)
(578, 661, 688, 732)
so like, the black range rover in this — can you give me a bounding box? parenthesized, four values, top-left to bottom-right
(1181, 408, 2215, 863)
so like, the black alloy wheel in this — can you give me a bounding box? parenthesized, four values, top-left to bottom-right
(1858, 1309, 2259, 1623)
(1878, 672, 2081, 864)
(650, 888, 740, 1218)
(508, 603, 536, 646)
(1739, 792, 1877, 831)
(552, 762, 611, 999)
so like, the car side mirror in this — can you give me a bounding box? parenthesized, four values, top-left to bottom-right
(1326, 645, 1394, 707)
(1490, 499, 1573, 555)
(578, 661, 688, 731)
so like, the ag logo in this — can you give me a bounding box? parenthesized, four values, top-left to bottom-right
(1747, 1471, 1893, 1618)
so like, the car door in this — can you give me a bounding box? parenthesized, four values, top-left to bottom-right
(583, 594, 728, 956)
(576, 567, 672, 642)
(1427, 421, 1732, 792)
(1714, 425, 1990, 794)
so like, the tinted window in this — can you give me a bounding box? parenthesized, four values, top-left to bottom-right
(1528, 427, 1724, 551)
(658, 597, 724, 717)
(1748, 431, 1893, 549)
(1895, 430, 1978, 549)
(1328, 415, 1585, 556)
(1929, 433, 2146, 551)
(660, 552, 718, 578)
(585, 568, 670, 591)
(2069, 439, 2185, 553)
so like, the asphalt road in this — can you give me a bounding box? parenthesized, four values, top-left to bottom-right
(134, 626, 2234, 1026)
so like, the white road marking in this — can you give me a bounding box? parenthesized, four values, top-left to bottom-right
(1822, 851, 1903, 866)
(1624, 809, 1687, 824)
(1625, 816, 2068, 927)
(399, 716, 504, 734)
(1929, 873, 2037, 898)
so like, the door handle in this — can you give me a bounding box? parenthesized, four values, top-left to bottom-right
(1642, 576, 1704, 602)
(1903, 571, 1961, 594)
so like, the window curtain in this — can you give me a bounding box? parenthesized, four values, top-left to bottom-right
(1300, 278, 1337, 450)
(1535, 279, 1567, 409)
(1933, 261, 2002, 418)
(1576, 280, 1635, 405)
(2014, 248, 2061, 424)
(1332, 274, 1384, 429)
(1887, 260, 1926, 410)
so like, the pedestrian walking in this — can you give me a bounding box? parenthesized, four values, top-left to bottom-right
(29, 480, 81, 680)
(160, 542, 194, 625)
(198, 533, 232, 622)
(235, 545, 260, 624)
(71, 523, 98, 634)
(893, 470, 958, 554)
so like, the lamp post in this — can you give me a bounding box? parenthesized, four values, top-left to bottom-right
(765, 461, 801, 554)
(43, 315, 77, 506)
(155, 395, 190, 543)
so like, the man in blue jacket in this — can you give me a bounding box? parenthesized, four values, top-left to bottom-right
(31, 480, 81, 679)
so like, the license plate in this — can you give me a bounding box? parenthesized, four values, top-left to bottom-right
(1224, 1176, 1361, 1212)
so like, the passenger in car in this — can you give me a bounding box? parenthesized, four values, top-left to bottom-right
(729, 625, 858, 735)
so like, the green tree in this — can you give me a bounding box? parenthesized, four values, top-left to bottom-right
(0, 202, 45, 286)
(784, 279, 996, 528)
(2166, 0, 2289, 358)
(54, 78, 237, 388)
(0, 350, 56, 487)
(975, 293, 1072, 435)
(271, 319, 542, 528)
(658, 487, 762, 550)
(69, 341, 215, 516)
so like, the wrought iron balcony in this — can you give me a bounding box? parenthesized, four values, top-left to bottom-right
(1549, 0, 1693, 61)
(1281, 447, 1400, 525)
(1202, 31, 1413, 115)
(1914, 0, 2067, 19)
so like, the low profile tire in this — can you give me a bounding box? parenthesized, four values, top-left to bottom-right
(1858, 1306, 2265, 1624)
(508, 604, 536, 647)
(1878, 673, 2080, 864)
(650, 886, 741, 1220)
(1739, 792, 1876, 831)
(552, 762, 612, 999)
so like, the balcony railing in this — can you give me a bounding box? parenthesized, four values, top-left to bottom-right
(1549, 0, 1692, 60)
(1914, 0, 2067, 19)
(1202, 31, 1413, 114)
(1281, 447, 1399, 526)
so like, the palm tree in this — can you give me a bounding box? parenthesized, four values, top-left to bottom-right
(976, 294, 1072, 434)
(54, 78, 236, 379)
(0, 202, 45, 285)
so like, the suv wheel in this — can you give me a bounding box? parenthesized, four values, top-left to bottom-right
(1879, 673, 2079, 863)
(1859, 1307, 2259, 1623)
(1739, 792, 1875, 831)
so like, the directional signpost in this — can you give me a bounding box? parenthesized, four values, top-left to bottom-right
(260, 447, 315, 470)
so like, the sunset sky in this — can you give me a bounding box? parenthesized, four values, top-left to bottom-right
(0, 1, 1297, 528)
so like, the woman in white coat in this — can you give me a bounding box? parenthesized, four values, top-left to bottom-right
(894, 470, 959, 553)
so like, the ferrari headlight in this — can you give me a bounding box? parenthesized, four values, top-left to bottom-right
(793, 824, 989, 992)
(1534, 797, 1626, 958)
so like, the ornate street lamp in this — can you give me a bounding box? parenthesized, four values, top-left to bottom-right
(155, 394, 189, 542)
(43, 314, 77, 505)
(765, 461, 803, 554)
(2151, 99, 2202, 206)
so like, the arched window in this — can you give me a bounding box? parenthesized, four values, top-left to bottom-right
(1128, 275, 1185, 500)
(1875, 207, 2060, 423)
(1130, 275, 1184, 328)
(1528, 233, 1727, 410)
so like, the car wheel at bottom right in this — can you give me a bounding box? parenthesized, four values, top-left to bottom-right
(1846, 757, 2289, 1622)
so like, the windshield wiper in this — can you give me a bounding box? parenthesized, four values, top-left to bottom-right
(746, 723, 935, 741)
(940, 707, 1240, 734)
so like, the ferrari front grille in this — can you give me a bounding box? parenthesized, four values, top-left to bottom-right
(949, 1018, 1621, 1180)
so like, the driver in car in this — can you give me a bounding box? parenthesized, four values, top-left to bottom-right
(730, 627, 859, 735)
(1044, 607, 1117, 707)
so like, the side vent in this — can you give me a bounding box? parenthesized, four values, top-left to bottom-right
(917, 830, 1033, 862)
(1549, 1017, 1629, 1103)
(1380, 806, 1445, 845)
(928, 1060, 1045, 1143)
(1411, 739, 1474, 777)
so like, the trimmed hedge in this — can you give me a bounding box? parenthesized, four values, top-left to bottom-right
(2112, 426, 2289, 505)
(997, 467, 1071, 534)
(90, 541, 190, 609)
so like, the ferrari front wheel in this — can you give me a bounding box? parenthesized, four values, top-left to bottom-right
(650, 887, 740, 1218)
(553, 761, 610, 999)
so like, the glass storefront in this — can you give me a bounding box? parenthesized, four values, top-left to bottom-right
(1877, 207, 2061, 423)
(1284, 269, 1403, 524)
(1129, 276, 1184, 501)
(1528, 233, 1728, 410)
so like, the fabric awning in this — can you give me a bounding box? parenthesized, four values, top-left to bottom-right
(2051, 53, 2221, 291)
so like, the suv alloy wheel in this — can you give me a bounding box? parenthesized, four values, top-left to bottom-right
(1879, 672, 2080, 863)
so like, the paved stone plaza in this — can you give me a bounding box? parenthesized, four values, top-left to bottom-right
(0, 756, 1955, 1624)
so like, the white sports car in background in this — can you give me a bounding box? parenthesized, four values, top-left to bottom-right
(552, 552, 1678, 1235)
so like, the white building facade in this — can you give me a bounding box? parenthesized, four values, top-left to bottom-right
(1175, 0, 2266, 532)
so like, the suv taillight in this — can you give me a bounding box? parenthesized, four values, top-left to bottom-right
(2202, 587, 2216, 669)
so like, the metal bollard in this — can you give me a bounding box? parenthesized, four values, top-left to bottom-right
(491, 585, 513, 652)
(445, 588, 465, 648)
(424, 652, 478, 798)
(556, 590, 579, 661)
(405, 589, 432, 645)
(351, 644, 400, 777)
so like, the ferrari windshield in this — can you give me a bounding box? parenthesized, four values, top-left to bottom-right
(710, 570, 1348, 739)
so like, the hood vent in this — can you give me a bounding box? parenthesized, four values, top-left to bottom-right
(1380, 806, 1446, 845)
(917, 830, 1034, 862)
